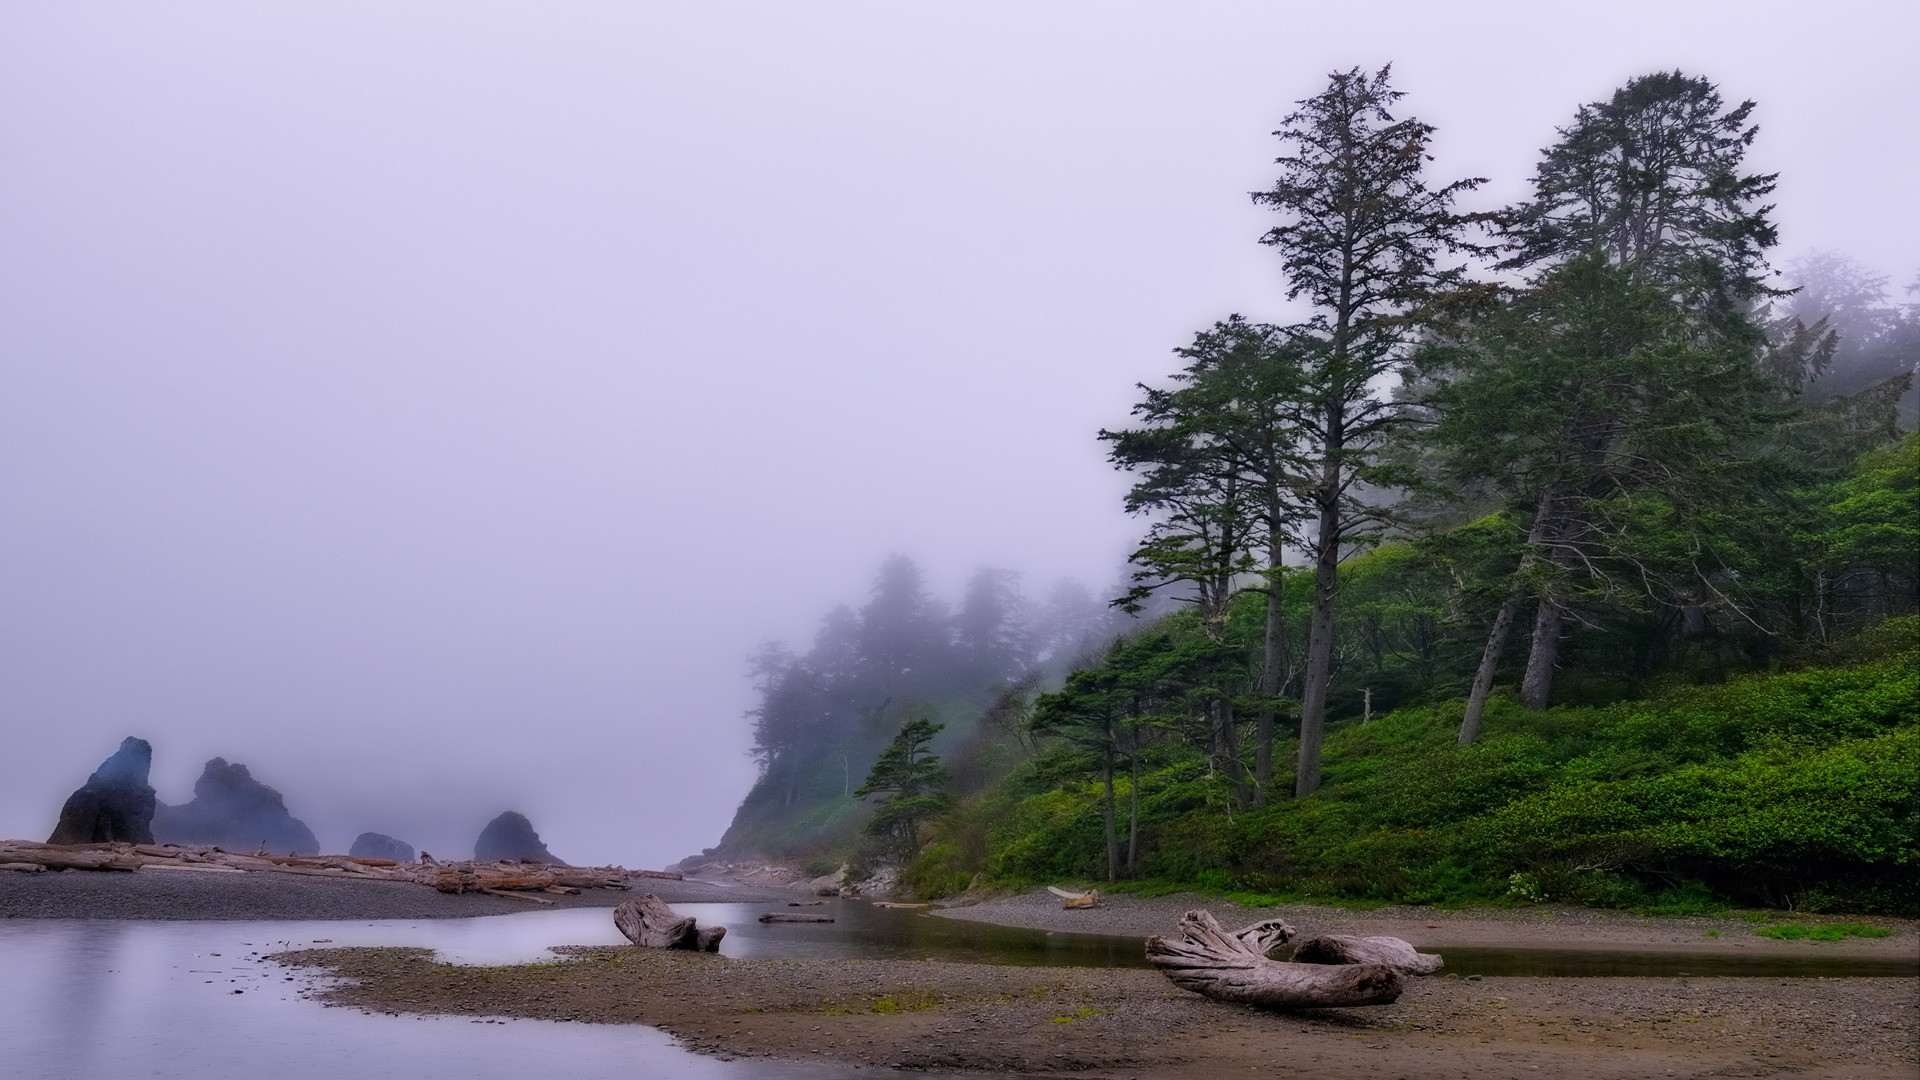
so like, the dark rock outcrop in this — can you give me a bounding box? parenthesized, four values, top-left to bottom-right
(474, 810, 562, 864)
(47, 737, 158, 845)
(349, 832, 415, 863)
(152, 758, 320, 855)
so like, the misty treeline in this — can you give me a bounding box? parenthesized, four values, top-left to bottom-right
(716, 555, 1145, 858)
(724, 67, 1917, 913)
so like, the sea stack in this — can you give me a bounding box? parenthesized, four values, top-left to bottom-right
(151, 757, 320, 855)
(348, 832, 416, 863)
(47, 737, 158, 845)
(474, 810, 563, 864)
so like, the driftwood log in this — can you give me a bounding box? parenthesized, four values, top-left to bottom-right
(614, 893, 726, 951)
(1146, 910, 1403, 1008)
(1292, 934, 1443, 975)
(0, 840, 676, 901)
(758, 912, 834, 923)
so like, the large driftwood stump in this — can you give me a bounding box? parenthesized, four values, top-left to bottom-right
(1146, 910, 1403, 1008)
(1292, 934, 1444, 975)
(614, 893, 726, 952)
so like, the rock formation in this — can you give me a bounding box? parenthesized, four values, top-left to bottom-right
(47, 737, 158, 845)
(348, 832, 415, 863)
(474, 810, 562, 864)
(152, 758, 320, 855)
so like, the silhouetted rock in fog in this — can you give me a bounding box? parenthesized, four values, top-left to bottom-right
(474, 810, 563, 864)
(47, 736, 158, 845)
(152, 757, 320, 855)
(349, 831, 415, 863)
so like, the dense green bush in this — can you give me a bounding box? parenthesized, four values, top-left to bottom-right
(950, 623, 1918, 914)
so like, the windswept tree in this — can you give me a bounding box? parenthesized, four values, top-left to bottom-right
(1103, 316, 1309, 802)
(1252, 65, 1486, 794)
(854, 711, 951, 854)
(1447, 71, 1790, 725)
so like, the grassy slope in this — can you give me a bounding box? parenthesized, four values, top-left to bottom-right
(920, 619, 1919, 915)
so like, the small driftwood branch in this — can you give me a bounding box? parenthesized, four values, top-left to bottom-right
(614, 893, 725, 951)
(1146, 910, 1402, 1008)
(758, 912, 834, 923)
(1292, 934, 1444, 975)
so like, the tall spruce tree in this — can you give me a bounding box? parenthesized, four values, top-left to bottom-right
(1475, 71, 1786, 716)
(1252, 66, 1484, 794)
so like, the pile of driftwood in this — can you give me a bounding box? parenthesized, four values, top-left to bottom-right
(1146, 910, 1442, 1009)
(0, 839, 678, 904)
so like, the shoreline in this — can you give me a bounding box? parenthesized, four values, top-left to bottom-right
(930, 888, 1920, 960)
(273, 886, 1916, 1077)
(10, 871, 1915, 1075)
(277, 940, 1919, 1078)
(0, 866, 792, 920)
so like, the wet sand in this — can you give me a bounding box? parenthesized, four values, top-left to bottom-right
(11, 870, 1915, 1075)
(278, 940, 1919, 1078)
(271, 888, 1918, 1078)
(934, 889, 1920, 959)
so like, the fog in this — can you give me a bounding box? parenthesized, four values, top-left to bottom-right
(2, 2, 1913, 868)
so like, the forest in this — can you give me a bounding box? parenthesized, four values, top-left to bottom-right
(715, 68, 1918, 916)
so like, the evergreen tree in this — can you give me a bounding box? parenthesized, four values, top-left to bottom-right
(854, 711, 951, 854)
(1252, 65, 1485, 794)
(1462, 71, 1790, 717)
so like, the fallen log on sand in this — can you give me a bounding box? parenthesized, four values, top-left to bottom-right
(615, 894, 726, 952)
(1146, 910, 1403, 1009)
(1292, 934, 1443, 976)
(1047, 885, 1101, 909)
(758, 912, 834, 923)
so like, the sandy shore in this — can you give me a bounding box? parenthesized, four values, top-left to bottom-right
(264, 888, 1916, 1078)
(933, 889, 1920, 959)
(279, 939, 1918, 1078)
(0, 867, 790, 920)
(12, 870, 1915, 1076)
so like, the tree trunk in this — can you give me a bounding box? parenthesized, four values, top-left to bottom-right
(1255, 535, 1285, 804)
(1296, 470, 1342, 797)
(1146, 910, 1402, 1008)
(1101, 741, 1119, 884)
(1291, 934, 1443, 975)
(615, 894, 726, 951)
(1127, 748, 1140, 874)
(1213, 698, 1249, 809)
(1520, 597, 1562, 709)
(1458, 591, 1520, 745)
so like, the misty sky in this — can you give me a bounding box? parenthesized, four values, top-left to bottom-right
(2, 2, 1914, 869)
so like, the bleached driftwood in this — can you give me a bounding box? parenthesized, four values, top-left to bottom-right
(0, 840, 678, 902)
(1146, 910, 1403, 1008)
(1047, 885, 1101, 909)
(758, 912, 834, 923)
(614, 893, 726, 951)
(1291, 934, 1444, 975)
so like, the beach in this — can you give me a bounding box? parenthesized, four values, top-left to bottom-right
(7, 871, 1916, 1077)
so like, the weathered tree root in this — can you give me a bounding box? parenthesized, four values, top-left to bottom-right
(1292, 933, 1443, 975)
(614, 893, 726, 952)
(1146, 909, 1402, 1008)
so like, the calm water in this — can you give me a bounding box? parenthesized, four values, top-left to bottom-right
(3, 898, 1911, 1079)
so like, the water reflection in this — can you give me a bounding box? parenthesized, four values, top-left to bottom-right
(0, 917, 978, 1080)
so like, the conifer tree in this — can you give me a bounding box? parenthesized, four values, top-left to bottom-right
(1252, 66, 1484, 794)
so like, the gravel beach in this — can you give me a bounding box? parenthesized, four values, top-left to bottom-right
(278, 939, 1920, 1078)
(0, 866, 789, 920)
(933, 889, 1920, 958)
